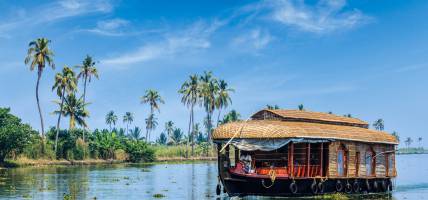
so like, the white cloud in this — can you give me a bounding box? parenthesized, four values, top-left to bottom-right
(84, 18, 131, 36)
(232, 28, 273, 51)
(101, 20, 224, 67)
(0, 0, 114, 37)
(242, 0, 369, 34)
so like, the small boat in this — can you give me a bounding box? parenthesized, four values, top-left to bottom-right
(212, 109, 398, 197)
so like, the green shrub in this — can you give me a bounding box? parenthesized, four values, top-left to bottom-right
(124, 140, 154, 162)
(0, 108, 37, 162)
(73, 138, 88, 160)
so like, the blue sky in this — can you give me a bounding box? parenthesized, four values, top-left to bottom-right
(0, 0, 426, 147)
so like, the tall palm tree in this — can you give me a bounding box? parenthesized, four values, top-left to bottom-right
(215, 79, 234, 126)
(145, 114, 158, 141)
(179, 74, 200, 155)
(123, 112, 134, 134)
(373, 119, 384, 131)
(220, 110, 241, 124)
(298, 104, 304, 111)
(141, 89, 164, 142)
(54, 93, 89, 129)
(164, 121, 175, 144)
(76, 55, 99, 104)
(266, 104, 280, 110)
(52, 66, 77, 153)
(105, 111, 118, 131)
(25, 38, 55, 137)
(418, 137, 423, 149)
(129, 127, 142, 140)
(405, 137, 413, 149)
(391, 131, 400, 143)
(199, 71, 218, 143)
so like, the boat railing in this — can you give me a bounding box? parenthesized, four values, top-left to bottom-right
(253, 164, 322, 177)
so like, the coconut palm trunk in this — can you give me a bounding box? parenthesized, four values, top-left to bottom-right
(55, 88, 66, 154)
(36, 69, 45, 137)
(190, 104, 195, 156)
(216, 108, 222, 127)
(70, 115, 75, 130)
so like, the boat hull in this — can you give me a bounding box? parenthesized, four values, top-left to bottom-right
(222, 174, 393, 197)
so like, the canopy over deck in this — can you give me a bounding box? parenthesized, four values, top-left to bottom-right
(213, 110, 398, 145)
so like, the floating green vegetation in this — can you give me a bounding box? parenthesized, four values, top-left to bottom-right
(153, 193, 166, 198)
(314, 193, 349, 200)
(123, 176, 130, 179)
(22, 194, 32, 199)
(141, 168, 151, 172)
(125, 182, 130, 186)
(111, 178, 120, 182)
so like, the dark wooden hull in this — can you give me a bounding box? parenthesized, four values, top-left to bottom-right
(222, 174, 393, 197)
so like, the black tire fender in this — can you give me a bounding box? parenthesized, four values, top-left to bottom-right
(216, 184, 221, 195)
(289, 182, 298, 194)
(311, 180, 318, 194)
(336, 180, 344, 192)
(318, 182, 325, 194)
(353, 181, 360, 193)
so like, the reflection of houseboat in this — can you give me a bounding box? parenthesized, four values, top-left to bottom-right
(213, 109, 398, 197)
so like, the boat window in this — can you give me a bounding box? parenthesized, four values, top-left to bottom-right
(387, 153, 395, 176)
(337, 145, 347, 177)
(253, 145, 289, 168)
(365, 148, 376, 176)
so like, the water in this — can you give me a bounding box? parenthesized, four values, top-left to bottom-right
(0, 154, 427, 199)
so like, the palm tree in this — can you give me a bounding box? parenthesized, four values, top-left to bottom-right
(215, 79, 234, 126)
(145, 114, 158, 141)
(52, 66, 77, 153)
(199, 71, 218, 143)
(373, 119, 384, 131)
(105, 111, 118, 131)
(141, 89, 164, 142)
(220, 110, 241, 124)
(171, 128, 184, 144)
(418, 137, 423, 149)
(129, 127, 142, 140)
(76, 55, 99, 104)
(25, 38, 55, 137)
(266, 104, 280, 110)
(179, 74, 200, 154)
(405, 137, 413, 150)
(157, 132, 167, 145)
(391, 131, 400, 143)
(123, 112, 134, 135)
(54, 93, 89, 129)
(164, 121, 175, 144)
(298, 104, 304, 111)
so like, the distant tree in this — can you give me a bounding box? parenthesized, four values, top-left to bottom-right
(171, 128, 184, 144)
(391, 131, 400, 143)
(25, 38, 55, 137)
(266, 105, 280, 110)
(405, 137, 413, 149)
(54, 93, 89, 129)
(0, 108, 36, 162)
(373, 119, 384, 131)
(220, 110, 241, 124)
(129, 127, 142, 140)
(194, 123, 207, 144)
(298, 104, 304, 111)
(75, 55, 99, 104)
(343, 114, 352, 118)
(105, 111, 117, 131)
(52, 66, 77, 153)
(141, 89, 164, 142)
(157, 132, 167, 145)
(418, 137, 423, 149)
(179, 74, 199, 154)
(164, 121, 174, 144)
(123, 112, 134, 135)
(215, 79, 234, 126)
(199, 71, 218, 143)
(145, 114, 158, 142)
(328, 111, 333, 114)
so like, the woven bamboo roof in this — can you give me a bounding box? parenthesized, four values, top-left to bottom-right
(252, 109, 369, 128)
(212, 120, 398, 144)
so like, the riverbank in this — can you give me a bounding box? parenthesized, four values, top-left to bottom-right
(0, 156, 216, 168)
(397, 147, 427, 154)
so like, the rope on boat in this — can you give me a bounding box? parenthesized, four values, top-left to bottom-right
(219, 118, 250, 153)
(261, 168, 277, 189)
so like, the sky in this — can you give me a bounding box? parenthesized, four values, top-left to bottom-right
(0, 0, 427, 147)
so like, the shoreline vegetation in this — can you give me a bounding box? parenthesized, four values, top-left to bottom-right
(397, 147, 427, 155)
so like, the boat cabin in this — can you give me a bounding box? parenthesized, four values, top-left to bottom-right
(213, 109, 398, 197)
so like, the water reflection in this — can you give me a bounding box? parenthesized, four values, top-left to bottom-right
(0, 154, 427, 199)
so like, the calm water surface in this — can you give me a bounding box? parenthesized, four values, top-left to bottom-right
(0, 154, 427, 199)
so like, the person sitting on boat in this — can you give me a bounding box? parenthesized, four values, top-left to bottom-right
(240, 154, 253, 173)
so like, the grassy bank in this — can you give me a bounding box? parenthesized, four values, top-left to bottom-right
(398, 147, 427, 154)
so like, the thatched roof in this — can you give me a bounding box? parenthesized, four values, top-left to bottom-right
(212, 120, 397, 144)
(252, 109, 369, 128)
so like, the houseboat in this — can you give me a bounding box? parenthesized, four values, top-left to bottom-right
(213, 109, 398, 197)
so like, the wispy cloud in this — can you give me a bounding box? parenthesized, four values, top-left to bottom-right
(241, 0, 369, 34)
(394, 63, 428, 73)
(232, 28, 273, 51)
(101, 20, 225, 67)
(0, 0, 114, 38)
